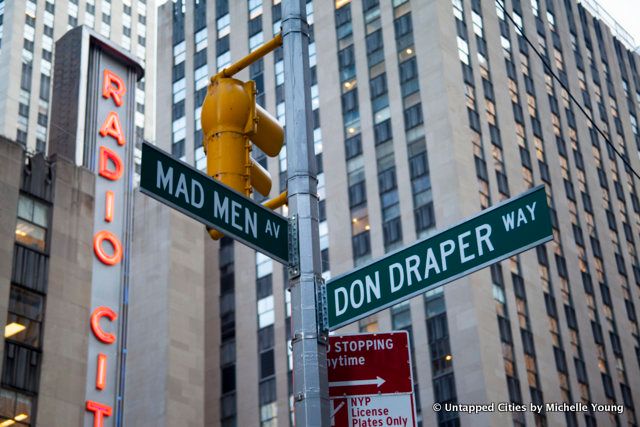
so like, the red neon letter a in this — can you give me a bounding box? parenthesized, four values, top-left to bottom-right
(102, 69, 126, 107)
(99, 111, 126, 146)
(86, 400, 112, 427)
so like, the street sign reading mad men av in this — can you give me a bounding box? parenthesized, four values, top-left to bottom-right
(326, 185, 552, 330)
(140, 142, 289, 263)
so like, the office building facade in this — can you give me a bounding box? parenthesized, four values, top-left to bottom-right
(127, 0, 640, 426)
(0, 0, 156, 171)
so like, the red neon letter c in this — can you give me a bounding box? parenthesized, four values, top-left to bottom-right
(90, 306, 118, 344)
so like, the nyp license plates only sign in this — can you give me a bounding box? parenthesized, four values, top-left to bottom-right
(328, 332, 416, 427)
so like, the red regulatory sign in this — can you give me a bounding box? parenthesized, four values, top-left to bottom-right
(328, 331, 412, 397)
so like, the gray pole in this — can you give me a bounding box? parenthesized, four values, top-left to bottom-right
(282, 0, 330, 426)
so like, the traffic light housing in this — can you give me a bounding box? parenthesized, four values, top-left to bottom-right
(201, 75, 284, 239)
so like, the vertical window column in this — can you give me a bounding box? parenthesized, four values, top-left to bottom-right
(394, 2, 433, 237)
(216, 0, 230, 70)
(362, 0, 402, 253)
(193, 0, 208, 170)
(2, 191, 53, 427)
(334, 1, 371, 265)
(256, 252, 276, 426)
(171, 2, 186, 160)
(424, 289, 456, 427)
(219, 238, 237, 427)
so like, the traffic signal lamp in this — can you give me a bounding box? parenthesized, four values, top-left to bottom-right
(201, 75, 284, 239)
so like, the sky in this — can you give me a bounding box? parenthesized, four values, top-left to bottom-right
(596, 0, 640, 47)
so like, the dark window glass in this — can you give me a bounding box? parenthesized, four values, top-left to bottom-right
(415, 202, 435, 232)
(6, 287, 44, 348)
(249, 17, 262, 36)
(383, 217, 402, 246)
(15, 195, 48, 251)
(21, 63, 32, 91)
(172, 100, 185, 120)
(378, 168, 396, 193)
(338, 46, 355, 69)
(341, 90, 358, 113)
(259, 378, 276, 405)
(216, 0, 229, 17)
(256, 275, 272, 300)
(194, 49, 207, 68)
(260, 349, 275, 379)
(221, 366, 235, 393)
(399, 58, 417, 82)
(366, 30, 382, 54)
(369, 73, 387, 99)
(404, 103, 423, 129)
(2, 342, 40, 392)
(374, 120, 392, 145)
(348, 181, 366, 208)
(352, 231, 371, 259)
(0, 388, 34, 423)
(258, 326, 273, 352)
(345, 134, 362, 159)
(217, 35, 230, 53)
(171, 139, 185, 158)
(394, 14, 413, 39)
(321, 248, 330, 272)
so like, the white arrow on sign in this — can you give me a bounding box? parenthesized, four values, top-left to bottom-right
(329, 376, 386, 388)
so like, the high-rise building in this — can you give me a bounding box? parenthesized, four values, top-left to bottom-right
(0, 0, 156, 163)
(126, 0, 640, 426)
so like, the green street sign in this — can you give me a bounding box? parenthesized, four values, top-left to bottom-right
(140, 142, 289, 264)
(326, 185, 552, 330)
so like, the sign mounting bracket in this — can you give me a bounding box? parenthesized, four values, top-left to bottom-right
(316, 275, 328, 341)
(288, 214, 300, 278)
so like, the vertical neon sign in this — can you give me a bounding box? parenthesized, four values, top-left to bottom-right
(85, 68, 127, 427)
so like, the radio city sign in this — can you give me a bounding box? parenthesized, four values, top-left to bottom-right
(84, 65, 129, 427)
(50, 27, 142, 427)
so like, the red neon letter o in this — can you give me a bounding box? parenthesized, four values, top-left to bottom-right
(93, 230, 122, 265)
(90, 306, 118, 344)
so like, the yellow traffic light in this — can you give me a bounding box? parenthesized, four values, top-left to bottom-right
(201, 75, 284, 239)
(201, 75, 284, 197)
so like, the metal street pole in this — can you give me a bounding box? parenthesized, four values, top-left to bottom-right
(282, 0, 330, 426)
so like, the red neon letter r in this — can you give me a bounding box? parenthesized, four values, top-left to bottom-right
(102, 69, 126, 107)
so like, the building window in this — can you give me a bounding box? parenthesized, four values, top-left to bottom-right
(5, 288, 44, 348)
(15, 195, 48, 251)
(0, 388, 33, 426)
(404, 103, 423, 129)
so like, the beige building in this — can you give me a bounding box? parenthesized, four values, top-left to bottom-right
(123, 0, 640, 426)
(124, 0, 640, 426)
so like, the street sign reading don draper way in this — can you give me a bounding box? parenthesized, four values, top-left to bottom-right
(140, 142, 289, 263)
(326, 185, 552, 330)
